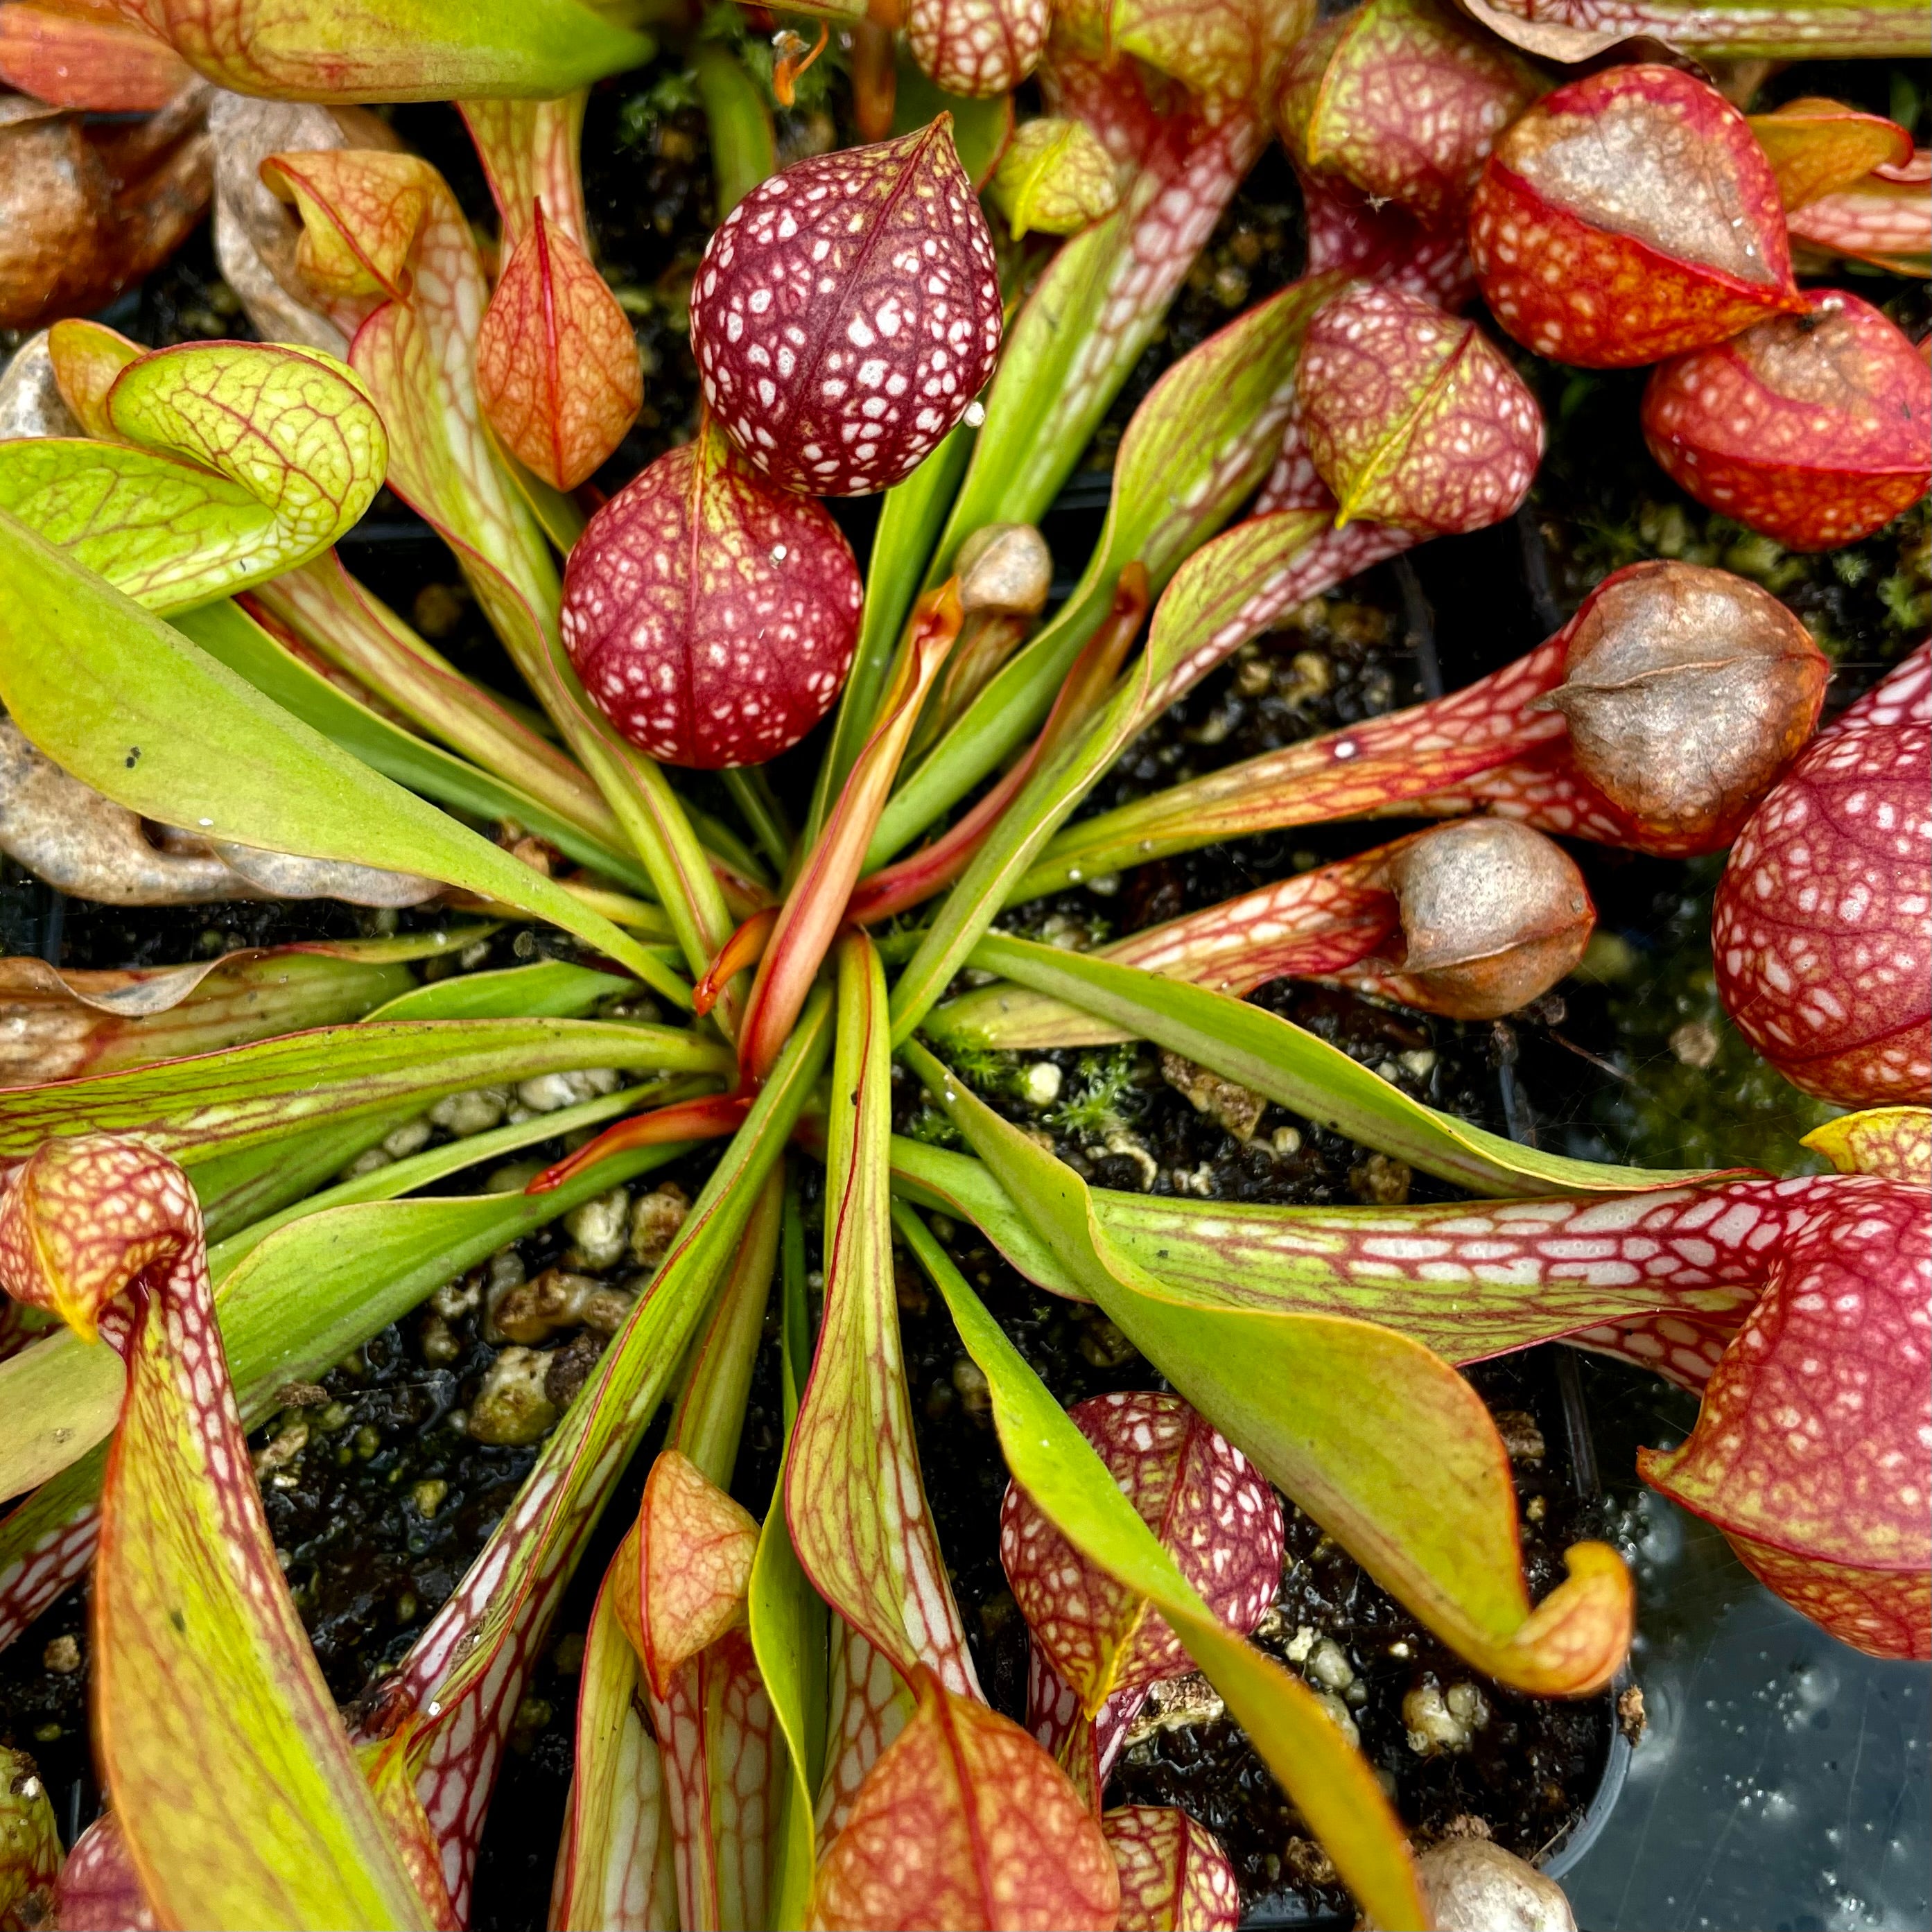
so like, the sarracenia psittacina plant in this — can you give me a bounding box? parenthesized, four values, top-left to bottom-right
(1004, 1391, 1283, 1802)
(254, 139, 761, 1019)
(0, 322, 385, 610)
(998, 1392, 1271, 1926)
(1274, 0, 1540, 232)
(589, 1177, 785, 1932)
(1786, 147, 1931, 279)
(0, 45, 1898, 1929)
(0, 1136, 444, 1928)
(1741, 95, 1929, 275)
(1452, 0, 1924, 60)
(0, 930, 488, 1083)
(1640, 288, 1931, 551)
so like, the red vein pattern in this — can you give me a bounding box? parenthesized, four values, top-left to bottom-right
(476, 199, 643, 491)
(549, 1543, 678, 1932)
(913, 1147, 1924, 1656)
(1104, 1804, 1243, 1932)
(1723, 1534, 1929, 1664)
(786, 943, 980, 1697)
(1139, 516, 1419, 724)
(1108, 0, 1306, 106)
(266, 149, 559, 618)
(907, 0, 1048, 94)
(1399, 740, 1647, 845)
(1567, 1306, 1743, 1392)
(1639, 1172, 1930, 1658)
(939, 851, 1395, 1047)
(1002, 1393, 1282, 1709)
(0, 3, 193, 110)
(1276, 0, 1538, 229)
(1467, 0, 1922, 54)
(1024, 1643, 1149, 1803)
(1297, 281, 1542, 534)
(1084, 1185, 1767, 1365)
(561, 423, 863, 768)
(463, 85, 638, 493)
(0, 1492, 98, 1655)
(51, 1816, 157, 1932)
(1788, 148, 1931, 274)
(1297, 166, 1477, 308)
(1831, 639, 1931, 735)
(1039, 630, 1569, 887)
(650, 1630, 778, 1931)
(1038, 557, 1828, 889)
(0, 1135, 424, 1927)
(1035, 53, 1269, 489)
(691, 122, 1001, 496)
(815, 1615, 919, 1849)
(352, 1328, 656, 1915)
(1713, 717, 1931, 1104)
(1641, 288, 1931, 552)
(1470, 64, 1802, 367)
(638, 1448, 761, 1697)
(812, 1666, 1120, 1931)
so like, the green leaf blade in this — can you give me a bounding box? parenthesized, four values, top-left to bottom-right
(903, 1039, 1637, 1700)
(876, 277, 1341, 868)
(148, 0, 654, 99)
(0, 512, 676, 984)
(0, 1118, 690, 1509)
(886, 508, 1332, 1041)
(967, 932, 1745, 1198)
(0, 343, 388, 613)
(0, 1015, 725, 1165)
(0, 1139, 430, 1930)
(786, 934, 978, 1692)
(891, 1203, 1428, 1932)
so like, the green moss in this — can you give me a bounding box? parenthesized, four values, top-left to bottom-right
(900, 1103, 964, 1149)
(1879, 565, 1931, 635)
(1046, 1045, 1146, 1143)
(1529, 356, 1932, 673)
(618, 71, 700, 140)
(933, 1036, 1031, 1099)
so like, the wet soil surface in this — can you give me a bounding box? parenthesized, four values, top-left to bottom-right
(3, 42, 1930, 1932)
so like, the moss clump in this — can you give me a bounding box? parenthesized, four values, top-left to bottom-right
(1046, 1045, 1147, 1143)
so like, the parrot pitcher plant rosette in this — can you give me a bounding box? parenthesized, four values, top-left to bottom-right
(0, 0, 1927, 1925)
